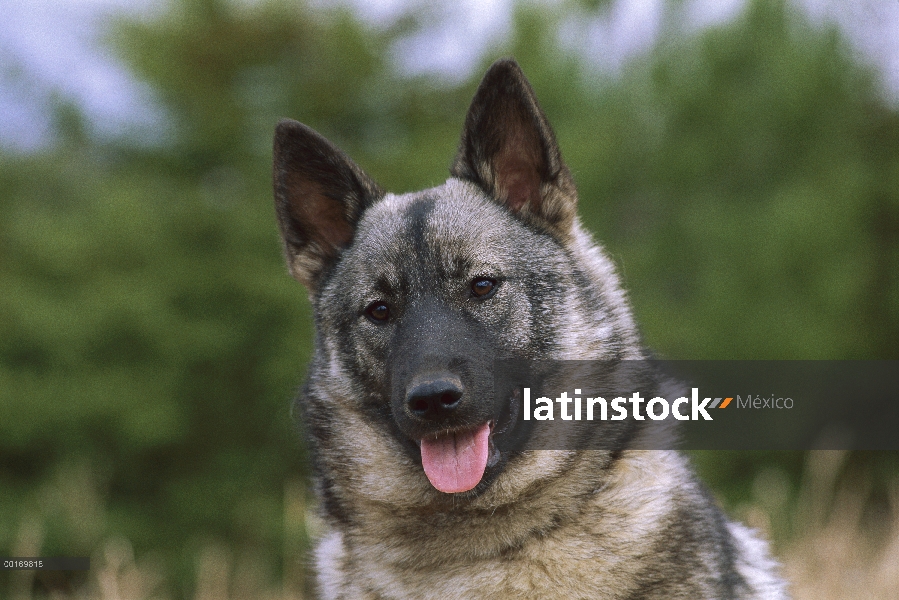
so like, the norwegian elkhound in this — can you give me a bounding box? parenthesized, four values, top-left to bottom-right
(273, 58, 787, 599)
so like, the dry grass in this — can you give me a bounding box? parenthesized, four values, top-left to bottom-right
(783, 452, 899, 599)
(5, 451, 898, 599)
(728, 450, 899, 599)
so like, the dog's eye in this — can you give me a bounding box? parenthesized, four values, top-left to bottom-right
(471, 277, 497, 299)
(365, 302, 390, 322)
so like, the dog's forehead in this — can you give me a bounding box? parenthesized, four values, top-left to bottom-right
(356, 179, 510, 254)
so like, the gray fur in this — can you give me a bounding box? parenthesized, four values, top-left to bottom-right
(273, 58, 788, 599)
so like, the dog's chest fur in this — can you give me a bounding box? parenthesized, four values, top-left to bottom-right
(313, 451, 780, 599)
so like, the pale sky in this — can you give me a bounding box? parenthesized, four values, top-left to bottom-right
(1, 0, 897, 151)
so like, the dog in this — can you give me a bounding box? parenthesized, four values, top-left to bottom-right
(272, 58, 787, 599)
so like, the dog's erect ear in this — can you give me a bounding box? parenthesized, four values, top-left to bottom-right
(451, 58, 577, 240)
(273, 119, 383, 289)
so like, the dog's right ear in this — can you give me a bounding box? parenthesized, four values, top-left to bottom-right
(451, 59, 577, 242)
(273, 119, 383, 290)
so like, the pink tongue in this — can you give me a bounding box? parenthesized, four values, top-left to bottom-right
(420, 424, 491, 493)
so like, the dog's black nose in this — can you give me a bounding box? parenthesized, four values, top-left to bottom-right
(406, 377, 464, 420)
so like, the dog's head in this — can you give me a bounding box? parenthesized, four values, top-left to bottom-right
(273, 59, 636, 504)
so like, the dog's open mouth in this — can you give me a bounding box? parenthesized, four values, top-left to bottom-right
(418, 423, 492, 493)
(411, 390, 521, 494)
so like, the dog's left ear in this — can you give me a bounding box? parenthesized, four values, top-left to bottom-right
(451, 58, 577, 240)
(273, 119, 384, 290)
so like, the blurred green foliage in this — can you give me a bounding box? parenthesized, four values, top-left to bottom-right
(1, 0, 897, 596)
